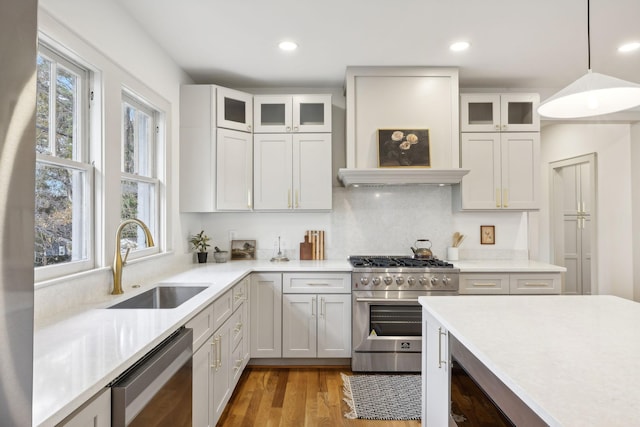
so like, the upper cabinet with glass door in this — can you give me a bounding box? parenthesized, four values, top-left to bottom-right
(461, 93, 540, 132)
(217, 87, 253, 133)
(254, 94, 332, 133)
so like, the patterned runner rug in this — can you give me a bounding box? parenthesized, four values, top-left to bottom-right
(341, 373, 421, 420)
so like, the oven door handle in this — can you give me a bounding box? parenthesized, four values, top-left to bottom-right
(355, 298, 419, 303)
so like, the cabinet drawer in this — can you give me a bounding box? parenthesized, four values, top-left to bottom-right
(283, 273, 350, 294)
(185, 303, 214, 350)
(509, 274, 560, 295)
(213, 289, 233, 331)
(232, 278, 248, 311)
(231, 306, 244, 350)
(459, 274, 510, 295)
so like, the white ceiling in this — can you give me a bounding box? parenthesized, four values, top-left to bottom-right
(116, 0, 640, 92)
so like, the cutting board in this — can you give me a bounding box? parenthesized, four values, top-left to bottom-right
(300, 236, 313, 260)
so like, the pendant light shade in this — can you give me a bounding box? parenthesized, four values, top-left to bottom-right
(537, 71, 640, 118)
(537, 0, 640, 118)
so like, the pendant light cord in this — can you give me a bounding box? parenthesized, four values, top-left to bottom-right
(587, 0, 591, 70)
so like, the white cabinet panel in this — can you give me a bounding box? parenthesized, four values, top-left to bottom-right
(250, 273, 282, 357)
(254, 94, 331, 133)
(282, 273, 350, 293)
(216, 128, 253, 211)
(253, 134, 293, 209)
(423, 310, 450, 426)
(282, 294, 317, 357)
(216, 86, 252, 132)
(293, 134, 332, 210)
(58, 388, 110, 427)
(317, 294, 351, 358)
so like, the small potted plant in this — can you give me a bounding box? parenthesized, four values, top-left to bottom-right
(189, 230, 211, 263)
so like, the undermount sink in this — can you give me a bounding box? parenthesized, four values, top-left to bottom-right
(108, 285, 207, 309)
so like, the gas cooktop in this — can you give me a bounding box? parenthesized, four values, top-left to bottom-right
(348, 255, 455, 269)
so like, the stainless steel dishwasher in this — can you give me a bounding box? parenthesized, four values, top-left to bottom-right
(111, 327, 193, 426)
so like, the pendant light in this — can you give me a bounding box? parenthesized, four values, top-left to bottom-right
(537, 0, 640, 118)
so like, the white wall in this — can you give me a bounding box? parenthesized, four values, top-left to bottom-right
(536, 123, 634, 298)
(631, 122, 640, 300)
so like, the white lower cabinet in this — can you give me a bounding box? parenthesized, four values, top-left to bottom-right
(250, 273, 282, 357)
(282, 293, 351, 358)
(57, 388, 110, 427)
(187, 276, 250, 427)
(459, 272, 560, 295)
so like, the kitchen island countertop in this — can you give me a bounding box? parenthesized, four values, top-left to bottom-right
(419, 295, 640, 426)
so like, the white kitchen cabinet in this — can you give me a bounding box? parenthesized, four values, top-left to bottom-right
(179, 85, 216, 212)
(458, 272, 560, 295)
(254, 94, 331, 133)
(187, 278, 249, 427)
(422, 309, 450, 427)
(180, 85, 253, 212)
(250, 273, 282, 357)
(281, 293, 351, 358)
(282, 273, 351, 358)
(461, 93, 540, 132)
(459, 132, 539, 210)
(216, 127, 253, 211)
(216, 86, 253, 133)
(253, 133, 332, 210)
(57, 388, 110, 427)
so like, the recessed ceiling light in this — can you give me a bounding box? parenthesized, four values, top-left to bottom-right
(618, 42, 640, 53)
(449, 41, 470, 52)
(278, 41, 298, 51)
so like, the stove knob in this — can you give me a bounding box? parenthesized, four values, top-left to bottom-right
(395, 276, 405, 285)
(430, 276, 439, 286)
(359, 277, 369, 286)
(418, 277, 428, 286)
(442, 276, 451, 286)
(406, 277, 416, 286)
(371, 277, 381, 286)
(383, 276, 393, 286)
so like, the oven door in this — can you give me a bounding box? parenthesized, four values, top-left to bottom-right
(352, 291, 427, 354)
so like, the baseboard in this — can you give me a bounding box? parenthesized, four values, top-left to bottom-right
(248, 358, 351, 368)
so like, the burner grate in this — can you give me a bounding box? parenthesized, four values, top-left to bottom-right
(348, 256, 454, 269)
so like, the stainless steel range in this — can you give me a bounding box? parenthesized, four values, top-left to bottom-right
(349, 256, 459, 372)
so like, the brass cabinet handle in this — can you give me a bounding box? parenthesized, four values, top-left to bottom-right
(311, 296, 316, 317)
(503, 189, 509, 208)
(247, 189, 252, 209)
(287, 189, 292, 208)
(295, 190, 299, 208)
(495, 189, 501, 208)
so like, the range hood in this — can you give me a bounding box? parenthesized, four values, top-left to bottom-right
(338, 168, 469, 186)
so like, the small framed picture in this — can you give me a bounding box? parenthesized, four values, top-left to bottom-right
(377, 129, 430, 168)
(480, 225, 495, 245)
(231, 240, 256, 260)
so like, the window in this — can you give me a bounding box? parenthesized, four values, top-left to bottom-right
(120, 93, 160, 257)
(35, 44, 93, 276)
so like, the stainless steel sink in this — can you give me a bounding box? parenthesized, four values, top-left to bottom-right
(108, 285, 207, 309)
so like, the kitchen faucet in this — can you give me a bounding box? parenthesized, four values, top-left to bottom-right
(112, 218, 155, 295)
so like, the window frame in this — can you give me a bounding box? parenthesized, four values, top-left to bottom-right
(34, 42, 95, 282)
(120, 91, 162, 260)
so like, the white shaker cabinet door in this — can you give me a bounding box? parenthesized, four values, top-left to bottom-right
(250, 273, 282, 358)
(293, 133, 332, 210)
(317, 294, 351, 358)
(253, 134, 293, 210)
(282, 294, 317, 358)
(216, 128, 253, 211)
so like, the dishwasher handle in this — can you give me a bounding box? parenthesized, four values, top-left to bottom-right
(111, 327, 192, 426)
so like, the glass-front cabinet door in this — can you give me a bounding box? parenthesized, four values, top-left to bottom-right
(216, 87, 253, 133)
(461, 93, 539, 132)
(293, 94, 332, 133)
(253, 95, 292, 133)
(254, 94, 331, 133)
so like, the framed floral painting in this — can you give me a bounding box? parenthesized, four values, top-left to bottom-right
(377, 129, 430, 167)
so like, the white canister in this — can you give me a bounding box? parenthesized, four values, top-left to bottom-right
(447, 247, 459, 261)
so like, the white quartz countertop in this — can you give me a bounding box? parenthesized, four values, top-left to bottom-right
(419, 295, 640, 427)
(33, 259, 350, 426)
(452, 259, 565, 272)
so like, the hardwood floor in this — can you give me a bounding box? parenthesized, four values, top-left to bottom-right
(218, 365, 513, 427)
(217, 366, 420, 427)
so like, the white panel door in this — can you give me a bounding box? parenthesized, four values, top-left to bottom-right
(253, 134, 293, 210)
(253, 95, 292, 133)
(293, 94, 332, 133)
(212, 321, 231, 424)
(317, 294, 351, 358)
(250, 273, 282, 358)
(500, 132, 539, 210)
(423, 311, 450, 426)
(216, 128, 253, 211)
(460, 93, 500, 132)
(293, 134, 332, 210)
(282, 294, 317, 357)
(460, 133, 501, 209)
(192, 338, 213, 427)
